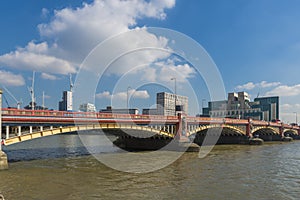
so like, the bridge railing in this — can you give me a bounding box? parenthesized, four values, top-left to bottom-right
(187, 116, 249, 124)
(2, 108, 179, 121)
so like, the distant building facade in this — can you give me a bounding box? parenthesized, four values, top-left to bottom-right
(202, 91, 279, 121)
(59, 91, 73, 111)
(143, 92, 188, 116)
(254, 96, 279, 121)
(79, 103, 96, 112)
(24, 102, 48, 110)
(100, 106, 139, 115)
(142, 108, 158, 115)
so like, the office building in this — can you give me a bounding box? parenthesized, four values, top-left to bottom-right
(143, 92, 188, 116)
(59, 91, 73, 111)
(202, 91, 279, 121)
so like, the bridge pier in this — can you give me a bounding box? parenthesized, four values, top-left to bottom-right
(6, 126, 9, 139)
(17, 126, 21, 136)
(0, 89, 8, 170)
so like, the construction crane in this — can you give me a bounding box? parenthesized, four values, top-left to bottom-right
(69, 74, 73, 92)
(2, 86, 22, 109)
(27, 71, 35, 110)
(2, 93, 10, 108)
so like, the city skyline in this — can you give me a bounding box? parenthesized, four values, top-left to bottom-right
(0, 0, 300, 123)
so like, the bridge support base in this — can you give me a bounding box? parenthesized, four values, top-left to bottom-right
(249, 137, 264, 145)
(177, 136, 200, 152)
(282, 136, 293, 142)
(0, 151, 8, 170)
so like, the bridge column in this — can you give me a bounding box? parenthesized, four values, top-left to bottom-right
(29, 126, 33, 134)
(279, 123, 284, 137)
(176, 113, 187, 140)
(17, 126, 21, 136)
(246, 118, 253, 138)
(6, 126, 9, 139)
(0, 89, 8, 170)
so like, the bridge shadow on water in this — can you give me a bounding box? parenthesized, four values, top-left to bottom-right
(2, 131, 121, 162)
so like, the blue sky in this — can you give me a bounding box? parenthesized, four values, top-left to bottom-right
(0, 0, 300, 123)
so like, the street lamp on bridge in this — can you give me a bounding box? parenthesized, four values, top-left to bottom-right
(127, 86, 132, 110)
(171, 77, 177, 116)
(293, 112, 298, 125)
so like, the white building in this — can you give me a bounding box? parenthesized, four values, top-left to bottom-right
(79, 103, 96, 112)
(156, 92, 188, 116)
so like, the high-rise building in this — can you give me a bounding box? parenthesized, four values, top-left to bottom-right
(254, 96, 279, 121)
(59, 91, 73, 111)
(156, 92, 188, 116)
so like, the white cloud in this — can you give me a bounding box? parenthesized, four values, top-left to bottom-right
(259, 81, 281, 88)
(41, 8, 49, 18)
(0, 70, 25, 86)
(155, 60, 196, 83)
(281, 103, 300, 111)
(236, 82, 256, 90)
(0, 42, 75, 75)
(41, 72, 58, 80)
(0, 0, 175, 76)
(235, 81, 281, 91)
(266, 84, 300, 97)
(96, 89, 150, 100)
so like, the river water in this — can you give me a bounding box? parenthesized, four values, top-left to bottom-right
(0, 134, 300, 200)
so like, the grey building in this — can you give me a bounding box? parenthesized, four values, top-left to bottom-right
(100, 106, 139, 115)
(143, 92, 188, 116)
(142, 108, 158, 115)
(254, 96, 279, 121)
(59, 91, 73, 111)
(202, 91, 279, 121)
(156, 92, 188, 116)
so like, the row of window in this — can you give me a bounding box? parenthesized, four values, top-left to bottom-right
(210, 109, 261, 117)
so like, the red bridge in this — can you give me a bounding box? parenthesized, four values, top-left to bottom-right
(1, 108, 299, 148)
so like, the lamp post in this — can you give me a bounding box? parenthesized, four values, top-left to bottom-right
(171, 77, 177, 116)
(293, 112, 298, 125)
(201, 99, 206, 114)
(127, 86, 132, 110)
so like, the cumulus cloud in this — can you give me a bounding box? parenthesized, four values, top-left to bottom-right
(41, 72, 58, 80)
(96, 89, 150, 100)
(266, 84, 300, 97)
(118, 58, 196, 85)
(235, 81, 281, 91)
(281, 103, 300, 110)
(0, 41, 75, 75)
(0, 70, 25, 86)
(0, 0, 176, 75)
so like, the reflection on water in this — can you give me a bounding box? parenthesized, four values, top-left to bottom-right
(1, 134, 300, 200)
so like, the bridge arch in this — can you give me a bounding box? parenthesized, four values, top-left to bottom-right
(188, 124, 245, 137)
(252, 126, 280, 136)
(283, 129, 298, 137)
(3, 124, 174, 146)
